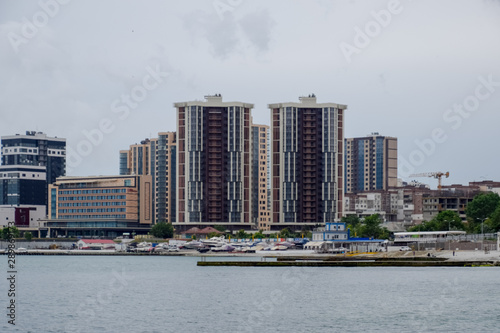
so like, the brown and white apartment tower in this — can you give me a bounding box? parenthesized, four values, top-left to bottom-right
(269, 95, 347, 225)
(175, 95, 253, 225)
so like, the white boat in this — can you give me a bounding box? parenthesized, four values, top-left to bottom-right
(201, 236, 228, 247)
(182, 241, 204, 249)
(211, 244, 235, 252)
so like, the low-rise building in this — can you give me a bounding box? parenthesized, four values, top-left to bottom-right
(45, 175, 153, 238)
(310, 222, 386, 252)
(0, 205, 46, 229)
(342, 180, 499, 226)
(344, 190, 399, 222)
(312, 222, 349, 241)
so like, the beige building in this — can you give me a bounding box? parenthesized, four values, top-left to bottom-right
(345, 133, 397, 194)
(119, 132, 177, 224)
(46, 175, 153, 238)
(252, 124, 271, 230)
(120, 139, 152, 176)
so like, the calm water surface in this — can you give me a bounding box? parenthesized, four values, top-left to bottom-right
(1, 255, 499, 333)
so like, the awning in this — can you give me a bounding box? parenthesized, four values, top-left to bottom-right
(304, 241, 325, 248)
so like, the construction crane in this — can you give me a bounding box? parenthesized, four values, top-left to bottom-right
(409, 171, 450, 189)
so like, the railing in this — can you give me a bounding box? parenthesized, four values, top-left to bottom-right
(395, 233, 498, 243)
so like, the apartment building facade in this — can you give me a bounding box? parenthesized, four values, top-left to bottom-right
(251, 124, 271, 230)
(269, 95, 347, 226)
(175, 95, 252, 227)
(119, 132, 177, 224)
(0, 131, 66, 211)
(1, 131, 66, 185)
(345, 133, 397, 194)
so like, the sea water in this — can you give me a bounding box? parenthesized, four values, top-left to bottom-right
(1, 255, 499, 333)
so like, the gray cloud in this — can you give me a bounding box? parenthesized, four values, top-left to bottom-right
(183, 9, 240, 59)
(239, 10, 275, 52)
(183, 7, 276, 58)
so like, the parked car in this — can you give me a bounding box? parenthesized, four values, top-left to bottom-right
(400, 246, 411, 251)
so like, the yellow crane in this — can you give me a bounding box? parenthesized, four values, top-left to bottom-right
(409, 171, 450, 189)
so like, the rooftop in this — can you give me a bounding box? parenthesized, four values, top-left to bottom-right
(174, 94, 254, 109)
(268, 95, 347, 110)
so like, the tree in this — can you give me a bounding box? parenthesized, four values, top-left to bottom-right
(24, 232, 33, 242)
(278, 228, 293, 239)
(150, 222, 174, 239)
(409, 211, 464, 232)
(214, 225, 226, 233)
(359, 214, 389, 239)
(409, 220, 438, 232)
(466, 192, 500, 232)
(2, 226, 20, 240)
(485, 205, 500, 232)
(433, 210, 464, 231)
(351, 214, 389, 239)
(253, 230, 265, 239)
(236, 229, 248, 239)
(341, 215, 361, 228)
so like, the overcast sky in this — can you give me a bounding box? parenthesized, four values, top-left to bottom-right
(1, 0, 499, 188)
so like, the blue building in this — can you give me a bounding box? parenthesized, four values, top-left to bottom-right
(312, 222, 349, 241)
(344, 133, 397, 194)
(310, 222, 386, 252)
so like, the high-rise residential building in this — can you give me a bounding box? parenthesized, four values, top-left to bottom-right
(47, 175, 153, 238)
(120, 139, 153, 176)
(119, 132, 176, 224)
(251, 124, 271, 230)
(0, 131, 65, 222)
(175, 95, 252, 226)
(1, 131, 66, 185)
(269, 95, 347, 225)
(152, 132, 177, 224)
(344, 133, 397, 194)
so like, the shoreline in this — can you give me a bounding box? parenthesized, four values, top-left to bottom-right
(3, 248, 500, 264)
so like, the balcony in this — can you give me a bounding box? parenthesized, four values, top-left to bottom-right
(208, 172, 222, 177)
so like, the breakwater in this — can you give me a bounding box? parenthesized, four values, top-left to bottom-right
(198, 258, 499, 267)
